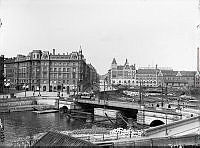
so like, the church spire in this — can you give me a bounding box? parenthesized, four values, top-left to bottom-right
(112, 58, 117, 65)
(124, 58, 129, 65)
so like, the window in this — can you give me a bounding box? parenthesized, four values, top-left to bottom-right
(67, 73, 70, 79)
(73, 80, 76, 84)
(54, 68, 57, 72)
(72, 73, 76, 79)
(59, 68, 61, 72)
(73, 67, 76, 72)
(67, 68, 70, 72)
(63, 68, 66, 72)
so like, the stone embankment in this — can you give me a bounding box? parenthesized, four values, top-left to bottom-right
(0, 96, 54, 112)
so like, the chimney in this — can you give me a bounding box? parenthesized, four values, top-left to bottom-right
(53, 49, 55, 55)
(156, 64, 158, 69)
(198, 47, 199, 71)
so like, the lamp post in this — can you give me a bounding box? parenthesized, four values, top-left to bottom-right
(25, 84, 26, 97)
(165, 112, 168, 136)
(57, 91, 60, 110)
(61, 83, 63, 97)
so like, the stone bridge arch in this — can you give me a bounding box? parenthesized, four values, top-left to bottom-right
(150, 120, 165, 127)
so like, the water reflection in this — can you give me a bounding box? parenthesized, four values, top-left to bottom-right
(0, 112, 86, 144)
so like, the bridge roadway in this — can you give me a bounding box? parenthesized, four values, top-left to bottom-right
(76, 98, 181, 116)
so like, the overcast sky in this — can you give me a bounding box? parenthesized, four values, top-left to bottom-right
(0, 0, 199, 74)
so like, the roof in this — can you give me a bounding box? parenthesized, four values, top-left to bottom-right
(111, 58, 117, 65)
(137, 69, 157, 74)
(32, 131, 98, 147)
(160, 70, 195, 77)
(124, 58, 129, 66)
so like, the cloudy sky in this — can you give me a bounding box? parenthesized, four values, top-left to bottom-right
(0, 0, 199, 74)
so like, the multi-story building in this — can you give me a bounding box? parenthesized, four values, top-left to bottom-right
(135, 67, 159, 87)
(157, 70, 196, 88)
(4, 57, 15, 89)
(0, 55, 4, 93)
(5, 49, 98, 93)
(108, 57, 197, 88)
(109, 58, 136, 86)
(195, 71, 200, 87)
(83, 64, 99, 92)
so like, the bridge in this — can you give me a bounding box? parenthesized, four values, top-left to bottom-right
(75, 98, 182, 126)
(145, 115, 200, 138)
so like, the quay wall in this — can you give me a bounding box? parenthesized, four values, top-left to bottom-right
(109, 134, 200, 147)
(0, 97, 50, 112)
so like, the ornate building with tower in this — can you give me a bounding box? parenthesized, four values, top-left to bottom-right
(109, 58, 136, 86)
(108, 57, 196, 88)
(4, 49, 99, 93)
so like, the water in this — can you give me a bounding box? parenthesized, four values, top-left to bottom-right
(0, 111, 88, 145)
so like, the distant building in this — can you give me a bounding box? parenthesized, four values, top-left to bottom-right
(108, 57, 197, 88)
(195, 71, 200, 87)
(158, 70, 196, 88)
(109, 58, 136, 86)
(136, 66, 159, 87)
(4, 49, 98, 93)
(0, 55, 4, 93)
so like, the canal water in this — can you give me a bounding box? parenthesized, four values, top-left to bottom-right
(0, 111, 88, 145)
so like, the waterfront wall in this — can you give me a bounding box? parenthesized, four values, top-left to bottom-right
(110, 134, 200, 147)
(0, 97, 37, 112)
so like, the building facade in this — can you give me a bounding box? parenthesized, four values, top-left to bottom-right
(157, 70, 196, 88)
(135, 67, 159, 87)
(108, 58, 197, 88)
(0, 55, 4, 93)
(109, 58, 136, 86)
(4, 49, 98, 93)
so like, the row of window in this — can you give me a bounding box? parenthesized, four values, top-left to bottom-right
(15, 79, 77, 84)
(112, 80, 157, 84)
(50, 67, 76, 72)
(47, 62, 77, 66)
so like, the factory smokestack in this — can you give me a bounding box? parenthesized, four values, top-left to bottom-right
(198, 47, 199, 71)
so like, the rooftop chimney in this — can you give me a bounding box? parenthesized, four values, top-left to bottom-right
(53, 49, 55, 55)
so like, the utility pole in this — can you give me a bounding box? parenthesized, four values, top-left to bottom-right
(161, 83, 164, 107)
(104, 78, 106, 109)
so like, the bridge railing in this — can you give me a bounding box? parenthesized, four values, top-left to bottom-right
(74, 129, 143, 143)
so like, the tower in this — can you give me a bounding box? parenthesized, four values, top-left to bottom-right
(111, 58, 117, 69)
(198, 47, 199, 71)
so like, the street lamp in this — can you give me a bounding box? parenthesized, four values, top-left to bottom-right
(57, 91, 60, 110)
(61, 83, 63, 97)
